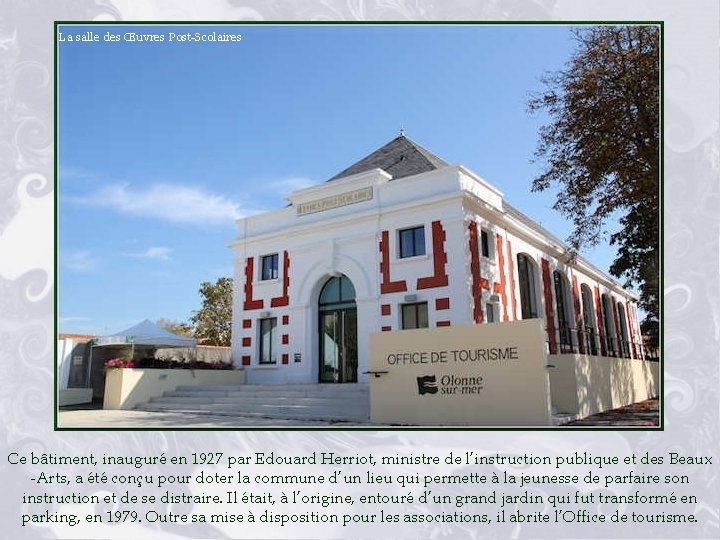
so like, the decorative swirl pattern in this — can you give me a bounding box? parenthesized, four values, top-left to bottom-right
(17, 322, 51, 365)
(664, 374, 695, 413)
(0, 1, 717, 539)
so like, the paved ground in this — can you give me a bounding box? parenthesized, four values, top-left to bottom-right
(57, 408, 366, 429)
(58, 398, 660, 429)
(562, 397, 660, 427)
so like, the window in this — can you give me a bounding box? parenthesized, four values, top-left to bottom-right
(554, 271, 573, 351)
(581, 284, 598, 355)
(481, 230, 491, 258)
(601, 294, 618, 356)
(617, 302, 631, 358)
(398, 226, 425, 258)
(259, 318, 277, 364)
(402, 302, 428, 329)
(261, 253, 279, 280)
(319, 275, 356, 308)
(517, 254, 539, 319)
(486, 303, 496, 323)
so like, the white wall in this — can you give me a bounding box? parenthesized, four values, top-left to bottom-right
(57, 338, 75, 390)
(549, 354, 660, 419)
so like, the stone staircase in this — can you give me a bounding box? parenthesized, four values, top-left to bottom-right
(135, 384, 370, 423)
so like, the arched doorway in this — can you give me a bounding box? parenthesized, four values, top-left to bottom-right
(318, 275, 358, 383)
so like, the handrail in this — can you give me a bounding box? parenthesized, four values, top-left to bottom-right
(363, 370, 389, 378)
(546, 324, 653, 360)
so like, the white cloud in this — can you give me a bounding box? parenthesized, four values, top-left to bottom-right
(59, 316, 91, 325)
(122, 247, 172, 261)
(61, 250, 96, 272)
(268, 176, 318, 194)
(72, 183, 242, 225)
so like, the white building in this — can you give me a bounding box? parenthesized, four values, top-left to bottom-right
(229, 135, 644, 385)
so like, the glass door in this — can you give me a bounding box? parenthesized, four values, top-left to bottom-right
(319, 308, 357, 383)
(342, 309, 358, 383)
(318, 275, 358, 383)
(320, 311, 340, 383)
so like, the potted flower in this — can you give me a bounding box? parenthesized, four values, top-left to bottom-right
(104, 358, 137, 371)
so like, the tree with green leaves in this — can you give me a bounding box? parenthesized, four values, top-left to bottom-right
(190, 277, 233, 346)
(528, 25, 660, 323)
(156, 318, 194, 337)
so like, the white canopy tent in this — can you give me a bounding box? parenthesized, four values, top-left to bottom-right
(87, 320, 196, 398)
(94, 319, 196, 348)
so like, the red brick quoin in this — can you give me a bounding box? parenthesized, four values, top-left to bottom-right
(379, 230, 407, 294)
(417, 221, 449, 290)
(243, 257, 264, 311)
(468, 222, 484, 323)
(270, 251, 290, 308)
(541, 258, 557, 354)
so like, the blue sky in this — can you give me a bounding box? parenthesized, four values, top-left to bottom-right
(58, 23, 620, 336)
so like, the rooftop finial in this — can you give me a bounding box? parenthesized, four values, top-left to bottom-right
(399, 126, 405, 137)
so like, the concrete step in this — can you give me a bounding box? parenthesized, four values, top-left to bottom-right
(133, 408, 366, 423)
(166, 389, 367, 398)
(177, 383, 369, 393)
(139, 402, 367, 422)
(172, 384, 368, 397)
(148, 395, 363, 407)
(135, 383, 370, 423)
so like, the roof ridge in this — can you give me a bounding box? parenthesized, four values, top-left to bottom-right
(328, 135, 448, 182)
(400, 134, 449, 170)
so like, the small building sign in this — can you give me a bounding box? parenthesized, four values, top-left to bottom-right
(369, 319, 552, 426)
(296, 186, 373, 216)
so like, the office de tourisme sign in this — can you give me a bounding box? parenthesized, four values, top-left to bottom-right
(369, 319, 552, 426)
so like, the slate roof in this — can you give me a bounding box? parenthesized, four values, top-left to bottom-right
(328, 135, 449, 181)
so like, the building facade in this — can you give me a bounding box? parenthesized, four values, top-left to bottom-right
(229, 135, 645, 385)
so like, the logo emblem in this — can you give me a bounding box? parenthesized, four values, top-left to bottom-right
(417, 375, 438, 395)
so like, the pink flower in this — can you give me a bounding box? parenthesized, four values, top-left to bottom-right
(104, 358, 135, 369)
